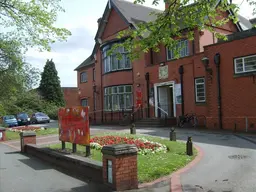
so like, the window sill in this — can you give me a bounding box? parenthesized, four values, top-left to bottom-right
(103, 68, 132, 75)
(233, 71, 256, 78)
(166, 55, 190, 62)
(195, 102, 207, 106)
(104, 109, 132, 112)
(80, 81, 88, 84)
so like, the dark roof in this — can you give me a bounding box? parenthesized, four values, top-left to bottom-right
(250, 18, 256, 25)
(218, 28, 256, 43)
(74, 55, 95, 71)
(112, 0, 161, 25)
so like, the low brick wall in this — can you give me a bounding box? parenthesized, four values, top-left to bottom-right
(25, 144, 103, 183)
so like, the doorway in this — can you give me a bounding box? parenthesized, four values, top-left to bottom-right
(154, 81, 176, 117)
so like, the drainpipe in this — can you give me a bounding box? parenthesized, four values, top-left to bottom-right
(145, 72, 150, 118)
(214, 53, 223, 129)
(179, 65, 184, 116)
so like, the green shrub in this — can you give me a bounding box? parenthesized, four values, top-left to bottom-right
(41, 101, 59, 120)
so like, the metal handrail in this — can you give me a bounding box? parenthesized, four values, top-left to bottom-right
(157, 106, 168, 116)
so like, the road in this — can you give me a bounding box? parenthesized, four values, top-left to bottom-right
(0, 144, 109, 192)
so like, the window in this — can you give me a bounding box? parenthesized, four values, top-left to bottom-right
(104, 85, 133, 111)
(93, 68, 96, 81)
(102, 44, 131, 73)
(167, 39, 189, 60)
(80, 72, 87, 83)
(81, 99, 88, 107)
(234, 55, 256, 74)
(195, 78, 206, 103)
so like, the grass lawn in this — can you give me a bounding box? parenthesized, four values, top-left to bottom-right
(5, 128, 58, 140)
(49, 133, 197, 183)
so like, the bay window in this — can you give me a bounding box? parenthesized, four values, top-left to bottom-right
(104, 85, 133, 111)
(102, 44, 131, 73)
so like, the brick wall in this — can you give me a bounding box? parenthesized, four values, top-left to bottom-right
(62, 87, 80, 107)
(204, 35, 256, 131)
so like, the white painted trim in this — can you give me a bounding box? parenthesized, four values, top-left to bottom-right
(154, 81, 176, 118)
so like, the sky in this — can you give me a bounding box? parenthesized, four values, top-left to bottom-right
(25, 0, 254, 87)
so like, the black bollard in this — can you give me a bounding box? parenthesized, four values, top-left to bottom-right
(130, 123, 136, 134)
(186, 136, 193, 156)
(61, 141, 66, 150)
(169, 127, 176, 141)
(85, 145, 91, 157)
(72, 143, 77, 153)
(234, 123, 237, 133)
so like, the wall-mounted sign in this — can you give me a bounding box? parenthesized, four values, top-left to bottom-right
(108, 160, 113, 184)
(159, 65, 168, 79)
(149, 87, 155, 106)
(175, 84, 182, 104)
(136, 87, 142, 108)
(58, 106, 90, 145)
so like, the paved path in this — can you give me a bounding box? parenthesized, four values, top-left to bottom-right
(2, 126, 256, 192)
(133, 128, 256, 192)
(0, 144, 108, 192)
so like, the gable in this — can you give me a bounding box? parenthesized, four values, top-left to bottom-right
(102, 8, 129, 40)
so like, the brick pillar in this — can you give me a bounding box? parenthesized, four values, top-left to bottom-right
(0, 128, 6, 142)
(20, 131, 36, 153)
(101, 144, 138, 191)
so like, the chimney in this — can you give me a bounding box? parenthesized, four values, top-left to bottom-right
(165, 0, 181, 10)
(97, 17, 102, 27)
(250, 17, 256, 25)
(165, 0, 169, 10)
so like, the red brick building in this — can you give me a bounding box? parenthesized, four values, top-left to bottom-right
(74, 0, 256, 131)
(62, 87, 80, 108)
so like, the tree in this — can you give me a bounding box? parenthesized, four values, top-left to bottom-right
(0, 36, 40, 100)
(111, 0, 256, 60)
(39, 59, 65, 106)
(0, 0, 71, 52)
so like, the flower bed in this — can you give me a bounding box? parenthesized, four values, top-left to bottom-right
(90, 135, 167, 155)
(7, 126, 46, 132)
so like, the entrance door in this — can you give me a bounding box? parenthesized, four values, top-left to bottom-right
(157, 86, 174, 118)
(154, 81, 176, 118)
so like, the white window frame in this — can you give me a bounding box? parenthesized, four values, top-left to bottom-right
(102, 44, 131, 73)
(80, 72, 87, 83)
(234, 55, 256, 74)
(81, 98, 88, 107)
(104, 85, 133, 111)
(195, 78, 206, 103)
(167, 39, 189, 60)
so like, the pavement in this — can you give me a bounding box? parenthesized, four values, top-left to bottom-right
(2, 126, 256, 192)
(0, 144, 109, 192)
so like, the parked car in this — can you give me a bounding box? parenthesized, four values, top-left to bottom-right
(31, 112, 50, 124)
(2, 115, 18, 127)
(16, 112, 31, 126)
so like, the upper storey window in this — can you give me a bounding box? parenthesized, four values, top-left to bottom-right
(102, 44, 131, 73)
(167, 39, 189, 60)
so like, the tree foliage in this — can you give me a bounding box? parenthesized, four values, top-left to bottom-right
(110, 0, 256, 60)
(0, 0, 71, 52)
(0, 36, 40, 100)
(39, 59, 65, 106)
